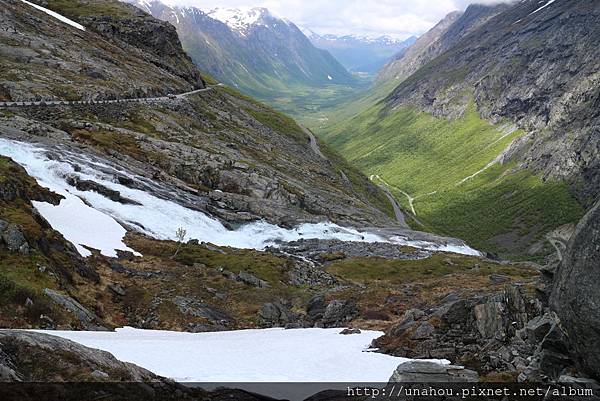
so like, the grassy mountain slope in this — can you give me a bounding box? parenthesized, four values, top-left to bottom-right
(322, 99, 584, 259)
(319, 0, 597, 260)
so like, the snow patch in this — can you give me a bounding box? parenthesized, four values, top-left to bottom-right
(530, 0, 557, 15)
(0, 139, 383, 256)
(32, 198, 138, 258)
(0, 140, 136, 257)
(20, 0, 86, 31)
(204, 7, 273, 33)
(33, 327, 448, 396)
(0, 139, 482, 258)
(390, 236, 482, 257)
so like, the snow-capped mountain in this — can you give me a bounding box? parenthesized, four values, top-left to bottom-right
(306, 31, 417, 75)
(124, 0, 356, 100)
(203, 7, 290, 35)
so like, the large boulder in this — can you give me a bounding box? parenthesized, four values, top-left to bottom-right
(320, 299, 359, 328)
(551, 200, 600, 380)
(0, 222, 29, 254)
(375, 285, 547, 376)
(257, 302, 299, 328)
(389, 361, 479, 382)
(0, 330, 159, 382)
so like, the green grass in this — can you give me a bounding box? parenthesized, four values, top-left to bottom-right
(43, 0, 135, 19)
(414, 164, 584, 259)
(320, 101, 584, 260)
(323, 102, 523, 196)
(327, 253, 537, 285)
(306, 79, 400, 131)
(253, 80, 371, 126)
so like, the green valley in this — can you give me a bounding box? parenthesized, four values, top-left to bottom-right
(319, 100, 584, 260)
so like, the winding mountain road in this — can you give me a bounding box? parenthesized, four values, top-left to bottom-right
(0, 83, 223, 108)
(303, 126, 327, 160)
(380, 187, 409, 228)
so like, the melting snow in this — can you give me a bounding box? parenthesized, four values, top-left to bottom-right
(0, 139, 481, 258)
(390, 236, 482, 257)
(20, 0, 86, 31)
(33, 327, 448, 397)
(32, 197, 139, 258)
(0, 139, 382, 256)
(0, 140, 135, 257)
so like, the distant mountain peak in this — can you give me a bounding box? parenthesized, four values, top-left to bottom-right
(203, 7, 288, 34)
(304, 31, 415, 46)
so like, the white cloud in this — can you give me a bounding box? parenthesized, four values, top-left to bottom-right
(161, 0, 513, 38)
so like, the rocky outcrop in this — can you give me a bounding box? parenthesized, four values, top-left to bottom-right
(172, 296, 232, 326)
(319, 299, 359, 328)
(220, 269, 270, 289)
(43, 289, 108, 331)
(0, 222, 29, 254)
(551, 200, 600, 380)
(270, 238, 430, 263)
(0, 331, 280, 400)
(374, 285, 574, 379)
(389, 361, 479, 382)
(76, 1, 205, 90)
(0, 330, 163, 381)
(1, 0, 202, 102)
(257, 302, 300, 328)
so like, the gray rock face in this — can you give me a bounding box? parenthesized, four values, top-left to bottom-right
(80, 3, 205, 90)
(376, 285, 553, 378)
(43, 289, 106, 330)
(236, 271, 270, 288)
(473, 302, 505, 340)
(0, 330, 159, 381)
(320, 299, 359, 328)
(173, 296, 232, 325)
(287, 262, 337, 287)
(389, 361, 479, 383)
(257, 302, 299, 328)
(306, 295, 327, 323)
(551, 200, 600, 380)
(410, 322, 435, 340)
(271, 238, 430, 264)
(0, 223, 29, 254)
(339, 328, 361, 335)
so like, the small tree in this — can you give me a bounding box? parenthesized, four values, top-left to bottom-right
(171, 227, 187, 259)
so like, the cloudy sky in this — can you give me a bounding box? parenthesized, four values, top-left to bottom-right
(161, 0, 508, 38)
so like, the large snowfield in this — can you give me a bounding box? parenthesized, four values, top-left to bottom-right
(0, 138, 481, 257)
(33, 327, 447, 398)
